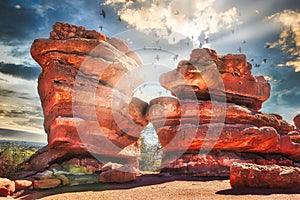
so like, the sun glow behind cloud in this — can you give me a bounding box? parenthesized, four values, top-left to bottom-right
(103, 0, 241, 45)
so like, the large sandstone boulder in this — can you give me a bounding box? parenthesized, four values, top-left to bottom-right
(148, 48, 299, 177)
(160, 49, 270, 111)
(24, 22, 148, 179)
(230, 162, 300, 189)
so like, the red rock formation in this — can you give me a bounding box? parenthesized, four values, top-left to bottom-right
(160, 49, 270, 111)
(161, 151, 293, 177)
(230, 162, 300, 189)
(149, 48, 299, 176)
(294, 114, 300, 132)
(25, 22, 148, 178)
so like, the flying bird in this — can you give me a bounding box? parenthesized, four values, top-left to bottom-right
(254, 64, 261, 68)
(166, 26, 172, 36)
(264, 44, 271, 48)
(155, 54, 160, 61)
(250, 58, 254, 62)
(242, 40, 246, 44)
(100, 9, 106, 19)
(237, 47, 242, 53)
(173, 54, 179, 61)
(263, 59, 267, 64)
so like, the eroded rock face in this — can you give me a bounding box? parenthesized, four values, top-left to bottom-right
(0, 178, 15, 197)
(161, 151, 293, 177)
(26, 22, 148, 178)
(230, 163, 300, 189)
(160, 49, 270, 111)
(149, 48, 299, 176)
(294, 114, 300, 132)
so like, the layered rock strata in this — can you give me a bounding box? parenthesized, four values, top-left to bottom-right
(26, 22, 148, 175)
(148, 48, 300, 176)
(230, 162, 300, 189)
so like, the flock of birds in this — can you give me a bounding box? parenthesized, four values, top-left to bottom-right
(99, 8, 268, 68)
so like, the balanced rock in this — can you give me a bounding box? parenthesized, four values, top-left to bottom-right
(230, 162, 300, 189)
(160, 48, 270, 111)
(149, 48, 299, 176)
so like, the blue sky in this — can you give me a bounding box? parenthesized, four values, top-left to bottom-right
(0, 0, 299, 142)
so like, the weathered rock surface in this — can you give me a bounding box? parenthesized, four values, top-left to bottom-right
(149, 49, 299, 177)
(0, 178, 15, 197)
(160, 49, 270, 111)
(26, 22, 148, 180)
(161, 151, 293, 177)
(33, 179, 61, 189)
(14, 180, 32, 190)
(148, 97, 293, 134)
(230, 162, 300, 189)
(99, 164, 137, 183)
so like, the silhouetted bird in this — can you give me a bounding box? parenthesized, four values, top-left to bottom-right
(205, 38, 209, 43)
(173, 54, 179, 61)
(166, 26, 172, 36)
(237, 47, 242, 53)
(100, 9, 106, 19)
(99, 26, 103, 31)
(255, 64, 260, 68)
(118, 15, 121, 22)
(250, 58, 254, 62)
(155, 54, 160, 61)
(265, 44, 271, 48)
(242, 40, 246, 44)
(263, 59, 267, 64)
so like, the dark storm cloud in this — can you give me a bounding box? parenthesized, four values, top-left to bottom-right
(0, 62, 41, 80)
(0, 128, 46, 142)
(0, 0, 43, 43)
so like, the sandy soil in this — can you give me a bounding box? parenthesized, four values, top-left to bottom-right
(16, 175, 300, 200)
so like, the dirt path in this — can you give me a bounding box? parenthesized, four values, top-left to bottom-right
(17, 175, 300, 200)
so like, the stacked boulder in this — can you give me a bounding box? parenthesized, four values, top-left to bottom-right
(25, 22, 148, 176)
(148, 48, 300, 176)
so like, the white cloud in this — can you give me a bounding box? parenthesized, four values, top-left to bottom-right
(267, 10, 300, 72)
(103, 0, 240, 45)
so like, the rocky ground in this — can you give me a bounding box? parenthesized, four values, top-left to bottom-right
(15, 174, 300, 200)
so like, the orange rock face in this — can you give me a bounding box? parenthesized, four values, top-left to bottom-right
(230, 163, 300, 189)
(160, 48, 270, 111)
(149, 48, 300, 176)
(27, 22, 148, 176)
